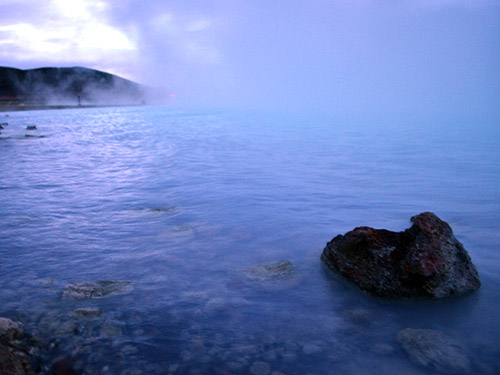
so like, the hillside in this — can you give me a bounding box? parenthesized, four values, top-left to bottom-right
(0, 66, 151, 107)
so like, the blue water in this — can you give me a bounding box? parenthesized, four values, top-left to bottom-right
(1, 107, 499, 374)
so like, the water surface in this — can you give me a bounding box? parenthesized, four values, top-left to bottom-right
(1, 107, 499, 374)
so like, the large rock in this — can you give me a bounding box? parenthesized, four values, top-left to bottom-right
(321, 212, 480, 298)
(397, 328, 471, 374)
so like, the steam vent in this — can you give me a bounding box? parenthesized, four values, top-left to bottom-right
(321, 212, 481, 299)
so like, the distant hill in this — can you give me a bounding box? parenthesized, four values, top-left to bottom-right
(0, 66, 157, 106)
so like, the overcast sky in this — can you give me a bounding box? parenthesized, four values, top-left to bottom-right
(0, 0, 498, 117)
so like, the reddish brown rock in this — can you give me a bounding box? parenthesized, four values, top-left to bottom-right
(321, 212, 481, 298)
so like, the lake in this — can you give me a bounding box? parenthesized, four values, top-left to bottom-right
(1, 106, 499, 374)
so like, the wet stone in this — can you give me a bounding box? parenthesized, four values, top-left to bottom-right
(57, 320, 78, 334)
(242, 260, 296, 282)
(24, 134, 45, 138)
(0, 317, 24, 340)
(74, 308, 102, 318)
(63, 280, 133, 299)
(397, 328, 471, 374)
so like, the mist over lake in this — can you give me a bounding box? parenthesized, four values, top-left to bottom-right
(1, 107, 499, 374)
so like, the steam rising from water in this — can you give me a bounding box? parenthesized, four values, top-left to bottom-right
(0, 1, 499, 116)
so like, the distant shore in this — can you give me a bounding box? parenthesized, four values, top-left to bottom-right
(0, 104, 144, 112)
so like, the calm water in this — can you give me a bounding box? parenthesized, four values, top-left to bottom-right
(1, 107, 499, 374)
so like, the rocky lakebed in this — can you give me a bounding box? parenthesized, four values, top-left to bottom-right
(1, 213, 496, 375)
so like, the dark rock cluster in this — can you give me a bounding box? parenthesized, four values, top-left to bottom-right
(0, 317, 41, 375)
(321, 212, 481, 298)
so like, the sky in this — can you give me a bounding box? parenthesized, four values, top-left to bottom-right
(0, 0, 499, 118)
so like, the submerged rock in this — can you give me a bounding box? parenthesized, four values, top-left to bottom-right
(241, 260, 300, 291)
(0, 317, 24, 341)
(0, 317, 39, 375)
(397, 328, 471, 374)
(321, 212, 480, 298)
(242, 260, 296, 281)
(74, 308, 102, 318)
(63, 280, 133, 299)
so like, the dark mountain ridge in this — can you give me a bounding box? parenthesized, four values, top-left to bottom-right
(0, 66, 152, 106)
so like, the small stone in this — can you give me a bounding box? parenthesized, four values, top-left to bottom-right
(63, 280, 133, 299)
(397, 328, 471, 374)
(57, 320, 78, 334)
(242, 260, 296, 281)
(74, 308, 102, 318)
(250, 361, 271, 375)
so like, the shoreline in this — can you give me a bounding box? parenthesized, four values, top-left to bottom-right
(0, 104, 144, 113)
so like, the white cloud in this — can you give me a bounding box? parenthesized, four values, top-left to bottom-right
(0, 0, 136, 68)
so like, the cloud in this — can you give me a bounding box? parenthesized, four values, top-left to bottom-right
(0, 0, 137, 77)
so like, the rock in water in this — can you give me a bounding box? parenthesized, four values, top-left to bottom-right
(240, 260, 300, 290)
(397, 328, 471, 374)
(0, 317, 39, 375)
(321, 212, 480, 298)
(243, 260, 296, 282)
(63, 280, 133, 299)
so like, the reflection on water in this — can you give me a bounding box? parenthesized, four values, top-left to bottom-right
(0, 107, 499, 374)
